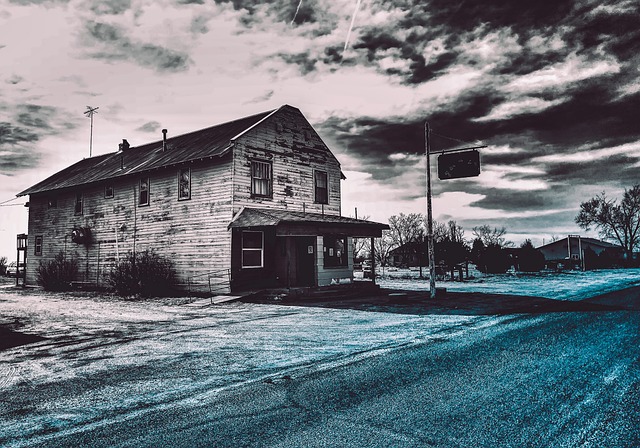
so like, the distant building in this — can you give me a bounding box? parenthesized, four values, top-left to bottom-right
(536, 236, 623, 269)
(389, 241, 426, 267)
(16, 105, 388, 293)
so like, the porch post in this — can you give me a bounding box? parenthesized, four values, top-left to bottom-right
(370, 237, 376, 285)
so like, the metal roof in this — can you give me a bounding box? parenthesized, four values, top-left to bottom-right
(537, 237, 621, 250)
(17, 108, 278, 197)
(229, 207, 389, 232)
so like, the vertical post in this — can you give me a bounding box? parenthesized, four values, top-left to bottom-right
(89, 113, 94, 157)
(370, 237, 376, 285)
(425, 122, 436, 299)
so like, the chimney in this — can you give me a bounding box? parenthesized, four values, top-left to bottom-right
(162, 129, 168, 152)
(119, 139, 130, 151)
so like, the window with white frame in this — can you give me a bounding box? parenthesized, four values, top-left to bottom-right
(242, 231, 264, 268)
(178, 168, 191, 200)
(105, 185, 114, 198)
(251, 160, 272, 198)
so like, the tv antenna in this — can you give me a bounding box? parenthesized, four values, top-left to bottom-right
(84, 106, 99, 157)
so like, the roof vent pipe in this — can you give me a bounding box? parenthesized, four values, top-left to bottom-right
(162, 129, 167, 152)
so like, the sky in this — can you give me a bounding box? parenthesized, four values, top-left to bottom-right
(1, 0, 639, 260)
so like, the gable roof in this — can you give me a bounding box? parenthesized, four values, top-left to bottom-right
(229, 207, 388, 236)
(17, 106, 290, 197)
(537, 237, 621, 251)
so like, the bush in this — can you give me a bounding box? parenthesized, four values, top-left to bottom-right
(37, 252, 79, 291)
(108, 250, 176, 298)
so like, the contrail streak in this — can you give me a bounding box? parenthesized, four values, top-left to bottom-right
(291, 0, 303, 25)
(343, 0, 363, 54)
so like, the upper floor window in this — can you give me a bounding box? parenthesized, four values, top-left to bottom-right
(242, 231, 264, 268)
(34, 235, 43, 256)
(251, 160, 272, 198)
(139, 177, 150, 206)
(178, 168, 191, 200)
(105, 185, 114, 198)
(74, 193, 83, 215)
(314, 170, 328, 204)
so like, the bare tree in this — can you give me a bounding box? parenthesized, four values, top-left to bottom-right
(576, 185, 640, 262)
(352, 215, 371, 262)
(373, 230, 394, 270)
(472, 225, 513, 248)
(388, 213, 425, 247)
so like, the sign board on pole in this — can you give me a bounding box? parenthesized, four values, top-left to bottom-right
(437, 150, 481, 180)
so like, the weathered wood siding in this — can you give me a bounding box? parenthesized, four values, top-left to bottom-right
(26, 156, 234, 292)
(232, 107, 342, 216)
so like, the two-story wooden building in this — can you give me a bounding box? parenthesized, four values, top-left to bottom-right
(17, 105, 387, 293)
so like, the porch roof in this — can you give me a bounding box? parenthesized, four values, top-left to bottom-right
(229, 207, 388, 237)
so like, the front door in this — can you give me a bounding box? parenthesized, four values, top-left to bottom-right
(296, 237, 316, 287)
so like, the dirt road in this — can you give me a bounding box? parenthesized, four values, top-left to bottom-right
(3, 286, 638, 447)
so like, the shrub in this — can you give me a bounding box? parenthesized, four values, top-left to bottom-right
(37, 252, 79, 291)
(108, 250, 176, 298)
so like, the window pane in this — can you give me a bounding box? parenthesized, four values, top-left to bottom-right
(242, 250, 262, 267)
(315, 171, 328, 204)
(179, 169, 190, 199)
(243, 231, 263, 249)
(251, 161, 271, 196)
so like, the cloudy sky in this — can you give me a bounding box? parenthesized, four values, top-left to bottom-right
(1, 0, 639, 258)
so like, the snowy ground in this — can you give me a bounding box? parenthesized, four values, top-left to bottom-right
(0, 268, 638, 445)
(375, 267, 640, 301)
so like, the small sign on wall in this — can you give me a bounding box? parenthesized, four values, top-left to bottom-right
(308, 245, 314, 254)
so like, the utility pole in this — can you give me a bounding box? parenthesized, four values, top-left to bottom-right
(84, 106, 99, 157)
(425, 122, 436, 299)
(425, 121, 487, 299)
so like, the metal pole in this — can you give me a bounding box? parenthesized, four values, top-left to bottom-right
(425, 122, 436, 299)
(89, 113, 94, 157)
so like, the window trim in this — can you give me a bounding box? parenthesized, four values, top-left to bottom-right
(34, 235, 43, 256)
(241, 230, 264, 269)
(250, 160, 272, 198)
(178, 167, 191, 201)
(314, 170, 329, 204)
(74, 192, 83, 215)
(139, 177, 150, 206)
(104, 185, 114, 199)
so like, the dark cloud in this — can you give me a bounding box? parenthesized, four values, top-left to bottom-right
(0, 104, 78, 175)
(136, 121, 162, 133)
(5, 75, 23, 85)
(86, 0, 131, 15)
(190, 15, 209, 34)
(82, 21, 191, 72)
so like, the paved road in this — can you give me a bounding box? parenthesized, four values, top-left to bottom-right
(18, 288, 640, 447)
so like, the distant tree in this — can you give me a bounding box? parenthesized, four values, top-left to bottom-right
(517, 239, 545, 272)
(373, 230, 394, 269)
(477, 244, 512, 274)
(388, 213, 425, 267)
(470, 238, 485, 265)
(550, 235, 560, 243)
(0, 256, 7, 275)
(472, 225, 513, 248)
(388, 213, 425, 248)
(576, 185, 640, 264)
(352, 214, 371, 262)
